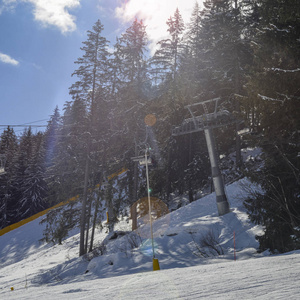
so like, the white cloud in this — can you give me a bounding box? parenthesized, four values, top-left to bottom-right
(0, 0, 18, 14)
(26, 0, 80, 34)
(0, 52, 20, 66)
(2, 0, 18, 7)
(0, 0, 80, 33)
(114, 0, 203, 53)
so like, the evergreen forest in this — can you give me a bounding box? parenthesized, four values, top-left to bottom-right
(0, 0, 299, 256)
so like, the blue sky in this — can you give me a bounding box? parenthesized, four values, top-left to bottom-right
(0, 0, 200, 135)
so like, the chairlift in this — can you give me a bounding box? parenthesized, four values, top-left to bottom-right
(131, 155, 152, 166)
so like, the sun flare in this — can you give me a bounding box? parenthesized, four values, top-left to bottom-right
(115, 0, 203, 53)
(118, 0, 162, 22)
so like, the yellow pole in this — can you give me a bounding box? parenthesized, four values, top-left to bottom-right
(145, 148, 160, 271)
(153, 258, 160, 271)
(145, 149, 154, 256)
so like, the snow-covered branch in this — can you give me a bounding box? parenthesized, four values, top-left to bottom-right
(263, 24, 290, 33)
(265, 67, 300, 73)
(258, 94, 284, 103)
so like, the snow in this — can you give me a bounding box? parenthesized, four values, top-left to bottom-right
(258, 93, 284, 103)
(1, 178, 300, 299)
(266, 67, 300, 73)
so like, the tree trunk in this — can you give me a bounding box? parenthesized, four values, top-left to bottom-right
(79, 142, 91, 256)
(85, 194, 92, 254)
(89, 175, 103, 252)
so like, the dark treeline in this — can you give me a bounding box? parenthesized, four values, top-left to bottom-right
(0, 0, 299, 255)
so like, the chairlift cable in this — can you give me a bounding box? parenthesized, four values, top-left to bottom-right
(0, 125, 47, 127)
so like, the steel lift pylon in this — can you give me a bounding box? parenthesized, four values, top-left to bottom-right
(172, 98, 238, 216)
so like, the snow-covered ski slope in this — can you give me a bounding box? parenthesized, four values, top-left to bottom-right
(1, 178, 300, 299)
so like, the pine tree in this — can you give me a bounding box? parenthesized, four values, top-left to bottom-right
(50, 99, 88, 204)
(44, 107, 63, 206)
(17, 132, 48, 220)
(11, 128, 33, 223)
(70, 19, 110, 103)
(0, 126, 18, 228)
(115, 19, 148, 86)
(111, 18, 150, 208)
(244, 0, 300, 253)
(70, 19, 111, 256)
(180, 2, 203, 101)
(113, 18, 149, 132)
(148, 9, 187, 203)
(150, 8, 185, 87)
(200, 1, 256, 165)
(44, 106, 61, 169)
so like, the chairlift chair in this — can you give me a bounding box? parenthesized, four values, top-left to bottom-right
(131, 155, 152, 166)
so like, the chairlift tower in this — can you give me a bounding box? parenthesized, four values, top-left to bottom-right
(172, 98, 238, 216)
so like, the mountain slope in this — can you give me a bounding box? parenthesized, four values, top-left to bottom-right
(1, 178, 299, 299)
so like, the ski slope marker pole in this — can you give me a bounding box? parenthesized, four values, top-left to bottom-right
(234, 231, 236, 261)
